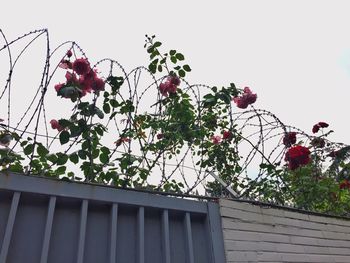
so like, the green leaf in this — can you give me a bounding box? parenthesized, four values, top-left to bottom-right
(37, 144, 49, 157)
(158, 65, 163, 72)
(99, 153, 109, 163)
(151, 58, 159, 65)
(120, 100, 135, 114)
(95, 125, 105, 136)
(178, 69, 186, 78)
(92, 149, 100, 159)
(56, 153, 69, 165)
(58, 119, 71, 128)
(69, 125, 81, 137)
(175, 53, 185, 60)
(170, 50, 176, 56)
(95, 108, 104, 119)
(148, 63, 157, 74)
(100, 146, 110, 155)
(59, 131, 70, 145)
(24, 144, 34, 155)
(107, 76, 124, 92)
(78, 150, 87, 160)
(47, 154, 57, 163)
(110, 99, 119, 108)
(183, 64, 191, 72)
(109, 112, 117, 120)
(103, 103, 111, 114)
(153, 41, 162, 48)
(56, 166, 66, 176)
(217, 92, 231, 104)
(69, 153, 79, 164)
(170, 56, 177, 64)
(140, 169, 149, 180)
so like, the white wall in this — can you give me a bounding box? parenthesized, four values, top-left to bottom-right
(220, 199, 350, 263)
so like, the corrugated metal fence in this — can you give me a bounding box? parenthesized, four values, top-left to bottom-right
(0, 172, 225, 263)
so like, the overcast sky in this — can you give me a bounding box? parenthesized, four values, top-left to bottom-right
(1, 0, 350, 144)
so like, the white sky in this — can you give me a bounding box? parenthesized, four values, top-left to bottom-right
(1, 0, 350, 145)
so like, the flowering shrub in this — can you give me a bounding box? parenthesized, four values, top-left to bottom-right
(0, 30, 349, 216)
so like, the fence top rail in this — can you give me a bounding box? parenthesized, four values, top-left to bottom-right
(0, 172, 210, 213)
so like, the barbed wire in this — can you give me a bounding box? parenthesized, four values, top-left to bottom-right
(0, 29, 348, 212)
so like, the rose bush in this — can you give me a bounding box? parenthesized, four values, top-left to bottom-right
(0, 32, 349, 216)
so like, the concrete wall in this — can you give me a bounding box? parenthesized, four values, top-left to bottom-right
(220, 199, 350, 263)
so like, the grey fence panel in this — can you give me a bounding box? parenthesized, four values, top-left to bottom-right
(0, 173, 225, 263)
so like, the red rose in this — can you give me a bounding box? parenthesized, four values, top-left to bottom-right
(223, 130, 232, 140)
(283, 132, 297, 147)
(72, 58, 90, 75)
(284, 145, 311, 170)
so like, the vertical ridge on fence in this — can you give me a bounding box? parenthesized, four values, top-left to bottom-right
(77, 199, 88, 263)
(184, 212, 194, 263)
(162, 209, 171, 263)
(137, 207, 145, 263)
(109, 203, 118, 263)
(0, 192, 20, 263)
(207, 202, 226, 263)
(40, 196, 56, 263)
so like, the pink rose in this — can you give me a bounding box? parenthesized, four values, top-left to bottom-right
(159, 75, 180, 97)
(211, 135, 222, 145)
(233, 87, 257, 109)
(50, 119, 63, 132)
(167, 75, 181, 86)
(159, 82, 169, 97)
